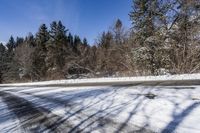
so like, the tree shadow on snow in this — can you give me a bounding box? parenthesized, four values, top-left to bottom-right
(0, 85, 199, 132)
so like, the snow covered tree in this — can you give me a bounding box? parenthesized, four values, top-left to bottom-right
(130, 0, 170, 75)
(167, 0, 200, 73)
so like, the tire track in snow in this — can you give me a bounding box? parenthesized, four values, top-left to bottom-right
(0, 91, 80, 133)
(0, 97, 23, 133)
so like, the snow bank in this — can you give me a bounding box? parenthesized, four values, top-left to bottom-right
(1, 73, 200, 86)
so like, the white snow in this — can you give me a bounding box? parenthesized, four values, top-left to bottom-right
(1, 84, 200, 132)
(0, 98, 22, 133)
(0, 41, 6, 45)
(0, 74, 200, 132)
(1, 73, 200, 87)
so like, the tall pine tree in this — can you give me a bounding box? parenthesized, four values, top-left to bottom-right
(46, 21, 68, 78)
(130, 0, 169, 75)
(32, 24, 50, 80)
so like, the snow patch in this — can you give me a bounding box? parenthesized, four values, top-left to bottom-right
(1, 73, 200, 86)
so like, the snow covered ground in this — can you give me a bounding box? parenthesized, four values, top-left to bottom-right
(0, 74, 200, 132)
(0, 84, 200, 132)
(1, 73, 200, 87)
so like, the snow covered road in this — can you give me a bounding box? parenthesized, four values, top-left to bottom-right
(0, 83, 200, 133)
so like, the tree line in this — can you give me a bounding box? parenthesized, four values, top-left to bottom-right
(0, 0, 200, 83)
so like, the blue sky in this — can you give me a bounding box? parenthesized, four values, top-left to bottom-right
(0, 0, 132, 44)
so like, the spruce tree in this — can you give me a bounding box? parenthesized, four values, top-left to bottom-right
(36, 24, 49, 49)
(114, 19, 123, 45)
(83, 38, 88, 47)
(32, 24, 50, 80)
(0, 43, 6, 83)
(67, 33, 74, 47)
(4, 36, 21, 82)
(6, 36, 15, 53)
(130, 0, 168, 75)
(47, 21, 68, 78)
(73, 35, 82, 54)
(15, 37, 24, 47)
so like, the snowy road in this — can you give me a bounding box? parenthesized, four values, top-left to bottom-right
(0, 83, 200, 133)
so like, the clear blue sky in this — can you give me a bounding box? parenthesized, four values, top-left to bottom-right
(0, 0, 132, 44)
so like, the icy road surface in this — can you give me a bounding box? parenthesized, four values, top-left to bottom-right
(0, 84, 200, 133)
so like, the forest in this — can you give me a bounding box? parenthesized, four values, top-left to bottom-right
(0, 0, 200, 83)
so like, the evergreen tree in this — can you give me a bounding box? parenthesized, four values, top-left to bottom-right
(73, 35, 82, 54)
(83, 38, 88, 47)
(36, 24, 49, 46)
(0, 43, 6, 83)
(49, 21, 57, 39)
(130, 0, 168, 75)
(99, 31, 113, 49)
(31, 24, 50, 80)
(74, 35, 81, 45)
(4, 36, 20, 81)
(6, 36, 15, 53)
(114, 19, 123, 45)
(47, 21, 68, 78)
(49, 21, 67, 43)
(57, 21, 67, 42)
(15, 37, 24, 47)
(26, 33, 36, 47)
(67, 32, 74, 47)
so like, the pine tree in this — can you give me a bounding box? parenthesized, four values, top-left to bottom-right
(114, 19, 123, 45)
(57, 21, 67, 42)
(130, 0, 169, 75)
(73, 35, 82, 54)
(83, 38, 88, 47)
(4, 36, 20, 81)
(47, 21, 68, 78)
(49, 21, 67, 43)
(67, 32, 74, 47)
(6, 36, 15, 53)
(99, 31, 113, 49)
(31, 24, 50, 80)
(36, 24, 49, 49)
(0, 43, 6, 83)
(26, 33, 36, 47)
(15, 37, 24, 47)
